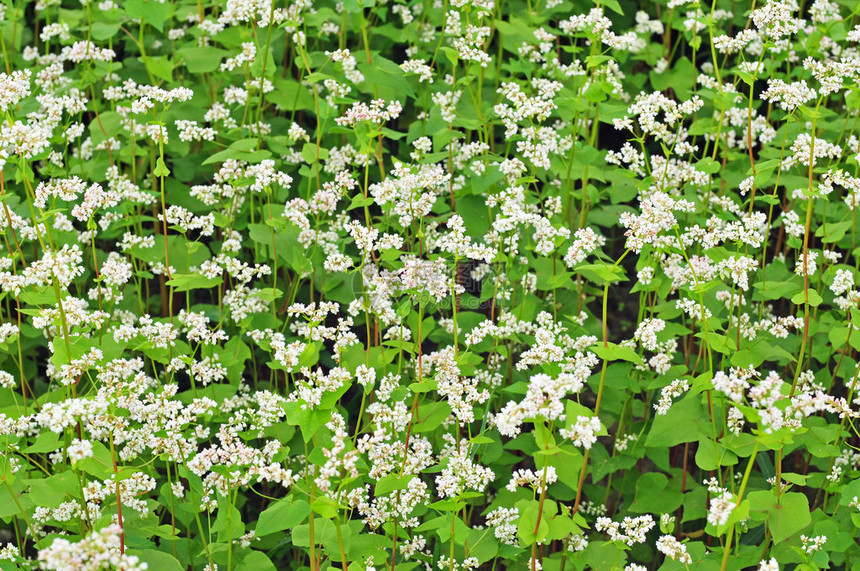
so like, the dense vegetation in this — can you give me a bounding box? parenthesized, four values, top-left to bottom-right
(2, 0, 860, 569)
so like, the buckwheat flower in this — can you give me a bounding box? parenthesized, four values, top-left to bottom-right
(656, 535, 692, 564)
(713, 29, 758, 54)
(0, 371, 14, 389)
(432, 90, 461, 123)
(759, 557, 779, 571)
(0, 543, 17, 560)
(707, 491, 735, 527)
(221, 42, 256, 71)
(789, 133, 841, 168)
(498, 157, 527, 182)
(62, 41, 116, 62)
(761, 79, 815, 112)
(723, 405, 744, 435)
(507, 467, 558, 494)
(794, 250, 818, 277)
(100, 252, 133, 288)
(800, 535, 826, 554)
(712, 368, 753, 403)
(453, 25, 492, 67)
(634, 318, 665, 351)
(655, 379, 690, 414)
(563, 227, 606, 267)
(0, 69, 31, 112)
(335, 99, 403, 127)
(67, 439, 94, 463)
(718, 255, 759, 291)
(831, 269, 854, 296)
(356, 364, 376, 388)
(619, 191, 695, 253)
(176, 119, 217, 142)
(219, 0, 274, 26)
(486, 507, 519, 545)
(38, 524, 147, 570)
(739, 61, 765, 75)
(596, 515, 655, 546)
(246, 159, 293, 193)
(233, 530, 259, 549)
(637, 267, 654, 285)
(0, 323, 19, 346)
(41, 22, 70, 42)
(435, 447, 494, 498)
(751, 0, 802, 40)
(560, 415, 602, 449)
(400, 59, 434, 83)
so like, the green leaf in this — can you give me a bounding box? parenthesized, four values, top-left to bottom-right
(91, 21, 121, 41)
(816, 220, 852, 243)
(255, 497, 310, 536)
(646, 394, 706, 447)
(730, 341, 795, 368)
(154, 157, 171, 177)
(348, 194, 374, 210)
(467, 527, 499, 563)
(291, 520, 350, 558)
(248, 222, 308, 273)
(179, 47, 229, 73)
(236, 551, 277, 571)
(202, 139, 271, 166)
(629, 472, 683, 514)
(752, 279, 802, 301)
(441, 47, 459, 66)
(165, 273, 221, 292)
(601, 0, 624, 15)
(23, 431, 61, 453)
(125, 0, 173, 31)
(25, 471, 78, 508)
(694, 436, 738, 471)
(791, 289, 823, 307)
(375, 474, 415, 496)
(436, 513, 472, 545)
(143, 55, 174, 83)
(132, 550, 183, 571)
(517, 499, 551, 546)
(211, 497, 244, 541)
(268, 79, 316, 111)
(311, 496, 339, 519)
(590, 342, 644, 364)
(576, 263, 626, 284)
(747, 491, 810, 544)
(650, 57, 695, 99)
(358, 55, 416, 100)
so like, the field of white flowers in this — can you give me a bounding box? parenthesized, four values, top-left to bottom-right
(1, 0, 860, 569)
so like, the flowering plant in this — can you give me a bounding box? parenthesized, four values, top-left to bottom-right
(1, 0, 860, 570)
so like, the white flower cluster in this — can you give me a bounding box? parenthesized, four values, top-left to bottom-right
(560, 415, 602, 449)
(0, 69, 31, 112)
(485, 507, 519, 545)
(495, 354, 596, 437)
(760, 79, 815, 111)
(655, 535, 692, 564)
(335, 99, 403, 127)
(595, 514, 655, 546)
(619, 191, 695, 253)
(435, 446, 495, 498)
(38, 524, 148, 571)
(654, 379, 690, 415)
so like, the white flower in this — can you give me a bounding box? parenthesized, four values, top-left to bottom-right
(656, 534, 692, 564)
(707, 492, 735, 527)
